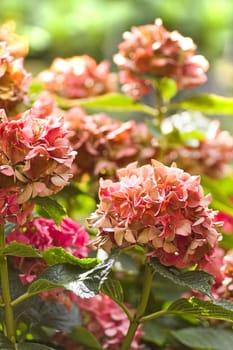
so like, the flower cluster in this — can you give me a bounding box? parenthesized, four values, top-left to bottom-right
(163, 115, 233, 178)
(7, 217, 89, 283)
(0, 22, 31, 111)
(65, 107, 158, 181)
(53, 293, 143, 350)
(114, 18, 209, 98)
(88, 161, 221, 268)
(38, 55, 117, 99)
(0, 108, 75, 223)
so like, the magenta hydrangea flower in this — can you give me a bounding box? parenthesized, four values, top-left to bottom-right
(38, 55, 117, 99)
(114, 18, 209, 98)
(7, 217, 90, 283)
(88, 160, 221, 268)
(0, 108, 76, 219)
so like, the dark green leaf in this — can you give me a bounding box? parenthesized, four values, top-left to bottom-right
(101, 278, 124, 303)
(33, 197, 66, 225)
(171, 327, 233, 350)
(19, 343, 55, 350)
(56, 93, 157, 116)
(150, 259, 214, 297)
(4, 222, 15, 235)
(142, 319, 166, 346)
(168, 297, 233, 322)
(42, 247, 99, 268)
(28, 259, 114, 298)
(169, 94, 233, 114)
(24, 297, 81, 333)
(27, 279, 62, 295)
(70, 326, 103, 350)
(0, 332, 15, 349)
(2, 242, 41, 258)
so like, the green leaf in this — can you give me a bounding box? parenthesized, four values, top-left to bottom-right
(201, 175, 233, 216)
(101, 278, 124, 303)
(150, 258, 214, 298)
(24, 297, 81, 333)
(70, 326, 103, 350)
(158, 77, 177, 102)
(0, 332, 15, 349)
(168, 297, 233, 322)
(42, 247, 99, 268)
(27, 279, 61, 295)
(33, 197, 66, 225)
(28, 259, 114, 298)
(142, 319, 166, 346)
(171, 327, 233, 350)
(19, 343, 55, 350)
(2, 242, 41, 258)
(169, 94, 233, 114)
(56, 93, 157, 116)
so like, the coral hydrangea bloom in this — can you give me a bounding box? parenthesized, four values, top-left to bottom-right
(114, 18, 209, 98)
(38, 55, 117, 99)
(7, 217, 90, 283)
(88, 161, 221, 268)
(0, 42, 31, 111)
(0, 21, 28, 58)
(53, 293, 143, 350)
(65, 107, 158, 181)
(163, 114, 233, 178)
(0, 108, 76, 206)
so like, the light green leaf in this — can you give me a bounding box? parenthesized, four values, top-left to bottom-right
(168, 297, 233, 322)
(2, 242, 41, 258)
(201, 175, 233, 216)
(33, 197, 66, 225)
(101, 278, 124, 303)
(42, 247, 99, 268)
(171, 327, 233, 350)
(70, 327, 103, 350)
(150, 259, 214, 297)
(158, 77, 177, 102)
(169, 94, 233, 114)
(56, 93, 157, 116)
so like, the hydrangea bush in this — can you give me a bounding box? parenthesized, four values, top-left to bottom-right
(0, 18, 233, 350)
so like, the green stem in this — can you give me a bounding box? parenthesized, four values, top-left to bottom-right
(120, 264, 154, 350)
(139, 309, 168, 323)
(0, 225, 16, 344)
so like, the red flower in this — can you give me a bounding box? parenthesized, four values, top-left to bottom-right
(88, 161, 221, 268)
(38, 55, 117, 99)
(114, 18, 209, 98)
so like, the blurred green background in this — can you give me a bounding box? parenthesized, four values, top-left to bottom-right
(0, 0, 232, 96)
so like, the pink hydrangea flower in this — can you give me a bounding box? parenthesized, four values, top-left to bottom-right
(0, 42, 31, 111)
(0, 108, 76, 209)
(52, 293, 143, 350)
(215, 212, 233, 234)
(38, 55, 117, 99)
(114, 18, 209, 98)
(163, 117, 233, 178)
(88, 160, 221, 268)
(7, 217, 90, 283)
(65, 107, 158, 181)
